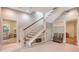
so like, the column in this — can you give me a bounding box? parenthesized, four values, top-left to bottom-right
(63, 21, 66, 43)
(0, 7, 3, 43)
(43, 13, 47, 42)
(77, 17, 79, 46)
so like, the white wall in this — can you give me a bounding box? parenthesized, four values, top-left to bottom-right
(53, 21, 64, 33)
(46, 22, 52, 41)
(52, 21, 64, 40)
(46, 7, 74, 23)
(58, 9, 79, 21)
(16, 11, 44, 47)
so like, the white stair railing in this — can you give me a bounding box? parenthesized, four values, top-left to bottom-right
(23, 8, 57, 47)
(23, 18, 44, 47)
(26, 27, 45, 47)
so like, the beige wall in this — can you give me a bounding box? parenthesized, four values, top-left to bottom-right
(2, 8, 17, 20)
(3, 20, 16, 34)
(66, 20, 77, 37)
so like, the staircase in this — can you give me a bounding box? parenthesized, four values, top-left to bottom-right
(24, 25, 45, 47)
(45, 7, 74, 23)
(23, 7, 74, 47)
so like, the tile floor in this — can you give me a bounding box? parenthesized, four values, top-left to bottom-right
(0, 43, 20, 52)
(15, 41, 79, 52)
(0, 41, 79, 52)
(2, 38, 16, 44)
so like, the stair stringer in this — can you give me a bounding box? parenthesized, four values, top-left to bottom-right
(26, 28, 45, 47)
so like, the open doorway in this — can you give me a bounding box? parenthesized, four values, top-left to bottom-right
(2, 19, 16, 45)
(66, 20, 77, 45)
(2, 8, 17, 45)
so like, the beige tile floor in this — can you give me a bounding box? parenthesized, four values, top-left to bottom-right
(0, 41, 79, 52)
(2, 38, 16, 44)
(15, 41, 79, 52)
(0, 43, 20, 52)
(0, 38, 20, 52)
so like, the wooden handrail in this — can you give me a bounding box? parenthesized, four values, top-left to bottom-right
(24, 17, 44, 30)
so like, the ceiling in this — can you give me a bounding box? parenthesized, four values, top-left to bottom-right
(10, 7, 54, 13)
(57, 8, 79, 21)
(30, 7, 54, 13)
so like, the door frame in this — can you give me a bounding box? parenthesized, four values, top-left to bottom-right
(1, 7, 18, 44)
(65, 20, 77, 45)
